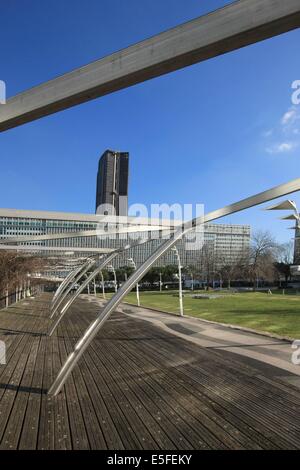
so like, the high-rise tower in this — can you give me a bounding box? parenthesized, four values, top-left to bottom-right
(95, 150, 129, 216)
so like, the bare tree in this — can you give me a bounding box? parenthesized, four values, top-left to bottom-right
(249, 230, 278, 288)
(218, 249, 249, 288)
(0, 251, 46, 299)
(275, 241, 294, 284)
(198, 242, 219, 289)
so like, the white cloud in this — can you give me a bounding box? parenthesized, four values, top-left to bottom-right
(281, 107, 297, 126)
(262, 129, 273, 137)
(263, 106, 300, 155)
(266, 142, 297, 154)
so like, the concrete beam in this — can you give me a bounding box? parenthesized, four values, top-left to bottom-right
(0, 245, 113, 254)
(0, 208, 179, 227)
(1, 0, 300, 131)
(0, 224, 175, 245)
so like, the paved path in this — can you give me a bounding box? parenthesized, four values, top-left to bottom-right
(119, 302, 300, 386)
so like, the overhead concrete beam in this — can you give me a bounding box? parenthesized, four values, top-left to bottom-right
(0, 208, 179, 227)
(0, 244, 113, 254)
(1, 0, 300, 132)
(0, 224, 175, 244)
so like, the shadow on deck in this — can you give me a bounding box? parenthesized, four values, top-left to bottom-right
(0, 293, 300, 450)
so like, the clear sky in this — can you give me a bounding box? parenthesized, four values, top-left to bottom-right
(1, 0, 300, 243)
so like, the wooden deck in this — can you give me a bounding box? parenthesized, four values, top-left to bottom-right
(0, 293, 300, 450)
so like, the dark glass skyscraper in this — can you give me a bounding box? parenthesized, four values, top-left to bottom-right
(95, 150, 129, 216)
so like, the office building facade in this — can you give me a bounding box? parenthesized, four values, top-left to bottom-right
(0, 208, 250, 276)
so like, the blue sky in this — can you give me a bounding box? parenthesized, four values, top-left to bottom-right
(1, 0, 300, 243)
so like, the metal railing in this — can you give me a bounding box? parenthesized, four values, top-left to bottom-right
(0, 284, 43, 310)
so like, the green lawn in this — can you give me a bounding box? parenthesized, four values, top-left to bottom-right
(107, 290, 300, 339)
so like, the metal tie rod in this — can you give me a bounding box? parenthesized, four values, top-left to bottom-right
(48, 236, 168, 335)
(50, 258, 97, 316)
(51, 254, 99, 305)
(51, 226, 174, 310)
(48, 251, 119, 336)
(50, 225, 176, 316)
(51, 254, 109, 306)
(51, 255, 100, 308)
(52, 261, 89, 304)
(51, 257, 96, 311)
(52, 262, 87, 300)
(50, 257, 98, 318)
(48, 177, 300, 395)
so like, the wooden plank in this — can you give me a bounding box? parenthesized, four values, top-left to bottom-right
(0, 336, 40, 449)
(103, 313, 292, 449)
(140, 326, 300, 449)
(63, 312, 125, 449)
(107, 329, 256, 450)
(18, 336, 46, 449)
(110, 318, 264, 449)
(100, 338, 218, 449)
(70, 297, 300, 449)
(0, 299, 45, 447)
(73, 304, 261, 449)
(51, 332, 72, 450)
(9, 296, 48, 449)
(55, 325, 90, 450)
(114, 320, 273, 449)
(37, 327, 55, 450)
(2, 293, 300, 450)
(60, 318, 106, 450)
(67, 307, 155, 449)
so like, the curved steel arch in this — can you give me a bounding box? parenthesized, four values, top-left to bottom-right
(51, 257, 94, 307)
(48, 251, 118, 336)
(52, 261, 88, 304)
(50, 224, 176, 318)
(48, 177, 300, 395)
(50, 257, 98, 318)
(48, 236, 169, 335)
(51, 255, 99, 303)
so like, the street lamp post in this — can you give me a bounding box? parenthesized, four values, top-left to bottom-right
(159, 272, 163, 292)
(99, 271, 106, 299)
(107, 264, 117, 293)
(190, 272, 194, 291)
(128, 258, 140, 306)
(172, 246, 184, 316)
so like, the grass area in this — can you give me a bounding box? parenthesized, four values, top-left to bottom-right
(103, 290, 300, 339)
